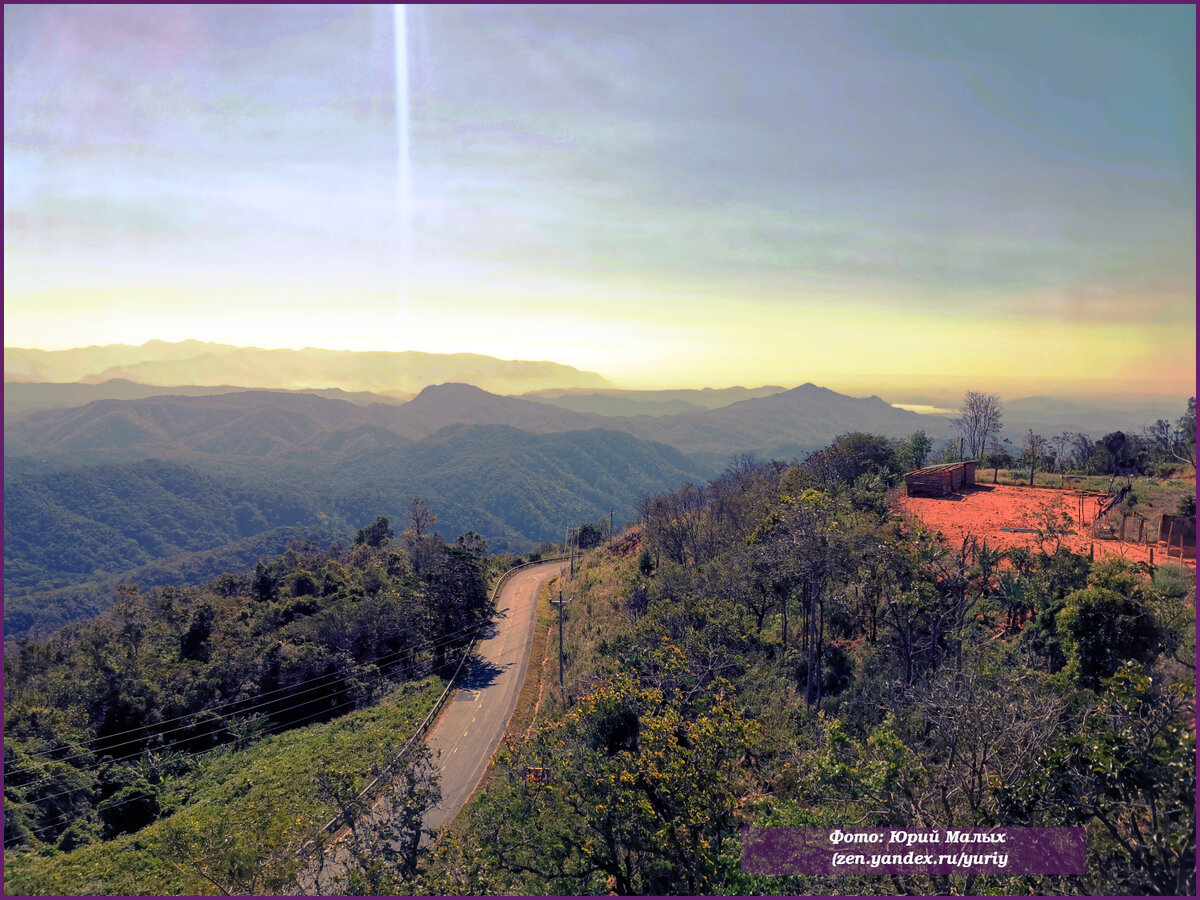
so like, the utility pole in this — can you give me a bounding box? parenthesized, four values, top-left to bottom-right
(557, 589, 565, 689)
(609, 508, 615, 552)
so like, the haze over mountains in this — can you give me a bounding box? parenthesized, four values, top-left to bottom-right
(5, 381, 943, 470)
(4, 342, 947, 638)
(5, 339, 1187, 639)
(4, 340, 611, 396)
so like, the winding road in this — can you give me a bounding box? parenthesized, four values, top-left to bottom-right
(423, 559, 564, 836)
(297, 560, 564, 892)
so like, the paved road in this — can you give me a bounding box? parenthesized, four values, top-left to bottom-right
(296, 560, 564, 892)
(423, 559, 565, 837)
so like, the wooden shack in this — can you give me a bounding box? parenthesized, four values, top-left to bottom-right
(904, 461, 978, 497)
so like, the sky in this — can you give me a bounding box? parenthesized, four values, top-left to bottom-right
(4, 4, 1195, 402)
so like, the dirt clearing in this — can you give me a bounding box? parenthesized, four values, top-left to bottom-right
(895, 483, 1187, 567)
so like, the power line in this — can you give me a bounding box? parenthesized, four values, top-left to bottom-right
(8, 614, 490, 773)
(9, 682, 384, 847)
(8, 559, 561, 849)
(7, 643, 478, 846)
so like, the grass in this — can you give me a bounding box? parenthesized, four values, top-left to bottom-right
(505, 575, 560, 742)
(3, 676, 445, 897)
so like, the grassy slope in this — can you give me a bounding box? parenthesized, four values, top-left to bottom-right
(4, 677, 444, 897)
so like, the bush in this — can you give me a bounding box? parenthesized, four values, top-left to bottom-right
(1059, 586, 1159, 690)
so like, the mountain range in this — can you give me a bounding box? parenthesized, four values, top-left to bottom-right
(5, 381, 945, 470)
(4, 340, 611, 396)
(4, 378, 945, 637)
(1000, 396, 1190, 440)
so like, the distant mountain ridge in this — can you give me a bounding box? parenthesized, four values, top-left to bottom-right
(4, 380, 947, 637)
(5, 382, 948, 468)
(999, 395, 1189, 439)
(3, 380, 406, 419)
(4, 340, 611, 396)
(522, 385, 787, 417)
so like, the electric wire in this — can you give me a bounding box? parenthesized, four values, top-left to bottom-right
(5, 625, 481, 783)
(7, 612, 491, 773)
(7, 559, 555, 847)
(7, 642, 475, 847)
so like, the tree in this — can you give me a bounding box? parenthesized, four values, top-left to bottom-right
(454, 531, 487, 557)
(1172, 397, 1196, 470)
(354, 516, 394, 549)
(1058, 586, 1159, 690)
(441, 665, 757, 896)
(577, 521, 607, 550)
(985, 436, 1013, 483)
(406, 499, 436, 539)
(402, 500, 441, 575)
(802, 432, 898, 488)
(1051, 432, 1073, 485)
(953, 392, 1003, 459)
(1022, 430, 1048, 486)
(995, 665, 1195, 896)
(307, 748, 442, 894)
(1099, 431, 1129, 478)
(894, 430, 934, 473)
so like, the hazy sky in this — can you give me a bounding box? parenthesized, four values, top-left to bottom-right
(4, 4, 1195, 400)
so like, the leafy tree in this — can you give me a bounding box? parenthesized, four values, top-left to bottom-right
(637, 548, 654, 578)
(577, 521, 607, 550)
(801, 432, 898, 488)
(994, 665, 1194, 896)
(894, 430, 933, 473)
(453, 530, 487, 557)
(1058, 586, 1159, 690)
(353, 516, 394, 549)
(440, 660, 757, 896)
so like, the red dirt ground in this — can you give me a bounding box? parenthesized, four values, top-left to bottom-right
(895, 483, 1191, 567)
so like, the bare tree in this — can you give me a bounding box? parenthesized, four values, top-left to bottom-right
(403, 499, 442, 575)
(1069, 432, 1093, 470)
(954, 392, 1003, 459)
(1022, 430, 1048, 486)
(1171, 397, 1196, 470)
(1052, 432, 1073, 486)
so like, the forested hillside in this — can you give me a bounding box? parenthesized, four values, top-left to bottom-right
(418, 438, 1195, 896)
(4, 512, 493, 894)
(4, 395, 708, 637)
(4, 431, 1194, 896)
(4, 459, 326, 594)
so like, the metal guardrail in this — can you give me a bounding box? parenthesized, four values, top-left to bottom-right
(489, 554, 569, 603)
(298, 555, 569, 857)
